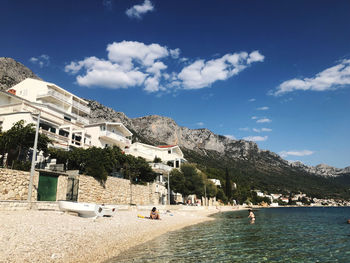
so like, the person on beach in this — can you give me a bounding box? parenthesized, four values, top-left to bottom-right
(150, 207, 160, 220)
(248, 209, 255, 223)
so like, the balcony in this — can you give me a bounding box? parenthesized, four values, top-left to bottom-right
(72, 101, 90, 114)
(99, 130, 131, 146)
(150, 163, 174, 173)
(71, 112, 90, 125)
(37, 90, 71, 106)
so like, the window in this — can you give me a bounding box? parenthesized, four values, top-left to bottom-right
(168, 149, 171, 154)
(64, 116, 71, 121)
(100, 125, 106, 131)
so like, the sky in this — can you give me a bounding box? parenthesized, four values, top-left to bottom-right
(1, 0, 350, 168)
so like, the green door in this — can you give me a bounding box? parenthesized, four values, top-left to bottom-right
(37, 174, 58, 201)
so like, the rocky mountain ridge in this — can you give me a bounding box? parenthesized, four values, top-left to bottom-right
(88, 100, 349, 178)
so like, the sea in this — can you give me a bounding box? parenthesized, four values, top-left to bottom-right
(109, 207, 350, 262)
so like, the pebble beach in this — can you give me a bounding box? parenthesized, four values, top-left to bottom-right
(0, 208, 229, 263)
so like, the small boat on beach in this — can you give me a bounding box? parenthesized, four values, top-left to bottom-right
(58, 201, 103, 218)
(100, 204, 117, 217)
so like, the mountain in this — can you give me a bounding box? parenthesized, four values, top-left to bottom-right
(1, 58, 349, 199)
(0, 57, 41, 91)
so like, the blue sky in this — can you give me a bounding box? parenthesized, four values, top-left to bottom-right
(1, 0, 350, 168)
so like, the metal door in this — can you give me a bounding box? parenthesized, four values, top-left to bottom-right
(66, 177, 79, 201)
(37, 174, 58, 201)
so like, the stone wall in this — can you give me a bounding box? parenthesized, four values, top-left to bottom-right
(0, 168, 68, 202)
(0, 168, 39, 201)
(78, 175, 166, 205)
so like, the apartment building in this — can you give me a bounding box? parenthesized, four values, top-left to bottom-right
(126, 142, 185, 168)
(0, 89, 91, 149)
(84, 122, 132, 149)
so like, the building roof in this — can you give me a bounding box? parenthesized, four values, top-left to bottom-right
(156, 145, 177, 148)
(10, 78, 89, 105)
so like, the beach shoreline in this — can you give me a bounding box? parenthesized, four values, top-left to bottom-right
(0, 206, 239, 263)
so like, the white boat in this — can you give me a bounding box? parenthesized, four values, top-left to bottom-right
(58, 201, 103, 218)
(101, 205, 117, 217)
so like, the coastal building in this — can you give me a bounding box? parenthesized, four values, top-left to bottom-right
(9, 78, 90, 126)
(84, 122, 132, 149)
(126, 142, 186, 168)
(0, 89, 91, 149)
(209, 179, 221, 187)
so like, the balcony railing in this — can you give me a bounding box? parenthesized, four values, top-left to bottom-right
(37, 90, 71, 105)
(150, 163, 174, 172)
(71, 112, 90, 125)
(100, 130, 131, 146)
(72, 101, 90, 114)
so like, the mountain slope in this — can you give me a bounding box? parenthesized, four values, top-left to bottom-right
(0, 57, 41, 91)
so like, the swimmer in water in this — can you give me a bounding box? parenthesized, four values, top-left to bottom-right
(248, 209, 255, 223)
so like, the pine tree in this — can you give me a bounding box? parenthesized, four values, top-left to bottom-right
(225, 168, 232, 201)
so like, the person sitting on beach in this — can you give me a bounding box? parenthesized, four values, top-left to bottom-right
(248, 209, 255, 221)
(150, 207, 160, 220)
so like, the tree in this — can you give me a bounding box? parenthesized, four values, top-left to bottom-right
(169, 168, 186, 194)
(225, 168, 232, 201)
(0, 120, 51, 168)
(48, 146, 156, 184)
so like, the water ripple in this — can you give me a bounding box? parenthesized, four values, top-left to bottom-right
(109, 207, 350, 263)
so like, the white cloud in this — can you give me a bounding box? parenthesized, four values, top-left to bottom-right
(170, 48, 180, 59)
(126, 0, 154, 19)
(253, 127, 272, 133)
(29, 54, 50, 68)
(196, 122, 205, 127)
(249, 98, 256, 102)
(272, 59, 350, 96)
(239, 127, 250, 131)
(251, 116, 258, 120)
(225, 135, 236, 140)
(178, 51, 264, 89)
(256, 118, 271, 123)
(65, 41, 264, 93)
(243, 135, 268, 142)
(257, 106, 269, 110)
(279, 150, 314, 158)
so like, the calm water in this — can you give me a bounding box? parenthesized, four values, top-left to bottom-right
(110, 207, 350, 262)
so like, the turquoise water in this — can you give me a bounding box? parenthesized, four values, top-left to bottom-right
(111, 207, 350, 262)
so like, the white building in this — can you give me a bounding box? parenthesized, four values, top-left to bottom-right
(84, 122, 132, 150)
(209, 179, 221, 187)
(0, 90, 91, 149)
(10, 78, 90, 126)
(126, 142, 186, 168)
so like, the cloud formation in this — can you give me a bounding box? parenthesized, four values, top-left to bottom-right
(253, 127, 272, 133)
(248, 98, 256, 102)
(257, 106, 269, 110)
(256, 118, 271, 123)
(126, 0, 154, 19)
(243, 135, 268, 142)
(279, 150, 314, 158)
(65, 40, 264, 93)
(29, 54, 50, 68)
(196, 122, 204, 127)
(178, 51, 264, 89)
(272, 59, 350, 96)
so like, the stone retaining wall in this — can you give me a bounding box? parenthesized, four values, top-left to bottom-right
(78, 175, 166, 205)
(0, 168, 167, 206)
(0, 168, 39, 201)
